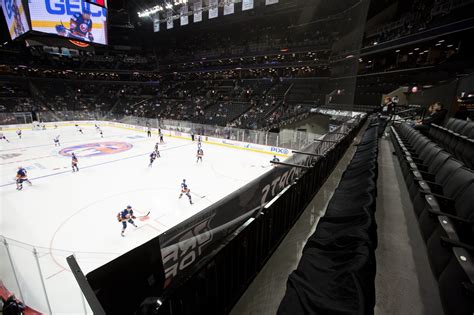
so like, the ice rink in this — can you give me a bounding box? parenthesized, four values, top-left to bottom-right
(0, 124, 275, 313)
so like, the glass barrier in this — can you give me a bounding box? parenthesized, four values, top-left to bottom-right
(0, 110, 365, 153)
(0, 235, 121, 314)
(0, 111, 364, 313)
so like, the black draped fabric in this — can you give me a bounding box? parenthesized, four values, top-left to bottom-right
(278, 119, 380, 315)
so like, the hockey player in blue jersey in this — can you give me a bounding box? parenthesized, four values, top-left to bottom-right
(69, 9, 94, 42)
(272, 155, 280, 163)
(1, 134, 9, 142)
(149, 151, 157, 167)
(16, 166, 32, 190)
(117, 205, 138, 237)
(179, 179, 193, 204)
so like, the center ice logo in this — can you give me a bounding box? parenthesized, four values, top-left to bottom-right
(59, 142, 133, 157)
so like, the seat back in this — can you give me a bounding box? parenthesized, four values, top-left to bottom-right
(443, 167, 474, 202)
(453, 181, 474, 220)
(451, 120, 468, 134)
(435, 158, 463, 186)
(427, 151, 451, 174)
(444, 118, 455, 129)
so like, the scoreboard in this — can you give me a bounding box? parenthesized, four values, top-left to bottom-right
(1, 0, 107, 44)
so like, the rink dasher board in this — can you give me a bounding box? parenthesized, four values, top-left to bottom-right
(0, 121, 291, 157)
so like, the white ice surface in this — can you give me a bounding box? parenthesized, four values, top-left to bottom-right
(0, 125, 273, 314)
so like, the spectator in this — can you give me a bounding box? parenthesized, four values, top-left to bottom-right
(414, 102, 447, 134)
(2, 295, 25, 315)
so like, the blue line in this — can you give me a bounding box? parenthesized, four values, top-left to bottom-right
(0, 143, 193, 187)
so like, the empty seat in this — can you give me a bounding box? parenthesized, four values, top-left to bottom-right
(438, 250, 474, 315)
(426, 181, 474, 277)
(418, 167, 474, 241)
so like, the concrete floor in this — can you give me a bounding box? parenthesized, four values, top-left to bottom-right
(230, 134, 444, 315)
(374, 138, 443, 315)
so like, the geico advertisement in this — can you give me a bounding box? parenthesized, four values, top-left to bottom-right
(1, 0, 30, 39)
(28, 0, 107, 44)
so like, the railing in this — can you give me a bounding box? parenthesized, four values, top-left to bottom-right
(0, 111, 364, 314)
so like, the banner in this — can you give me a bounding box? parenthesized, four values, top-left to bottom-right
(242, 0, 254, 11)
(28, 0, 107, 45)
(1, 0, 30, 40)
(223, 1, 234, 15)
(208, 0, 218, 19)
(193, 0, 202, 23)
(153, 16, 160, 32)
(265, 0, 279, 5)
(180, 5, 188, 26)
(166, 9, 173, 29)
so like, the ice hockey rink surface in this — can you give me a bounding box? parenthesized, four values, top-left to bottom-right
(0, 124, 276, 313)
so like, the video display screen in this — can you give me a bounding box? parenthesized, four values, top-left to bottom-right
(28, 0, 107, 45)
(86, 0, 106, 8)
(1, 0, 31, 40)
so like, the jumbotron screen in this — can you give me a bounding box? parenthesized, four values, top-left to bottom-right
(28, 0, 108, 45)
(1, 0, 30, 40)
(86, 0, 106, 8)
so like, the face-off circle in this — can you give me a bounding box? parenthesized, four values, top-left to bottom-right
(59, 142, 133, 157)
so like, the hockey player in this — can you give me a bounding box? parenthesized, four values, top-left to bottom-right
(149, 151, 157, 167)
(95, 124, 100, 131)
(197, 135, 202, 148)
(1, 134, 10, 142)
(272, 155, 280, 163)
(16, 129, 22, 139)
(154, 143, 161, 157)
(54, 124, 58, 129)
(16, 166, 32, 190)
(159, 132, 164, 144)
(99, 129, 104, 138)
(71, 153, 79, 172)
(147, 127, 152, 137)
(196, 147, 204, 163)
(179, 179, 193, 204)
(75, 124, 83, 134)
(117, 205, 138, 237)
(53, 135, 60, 146)
(69, 9, 94, 42)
